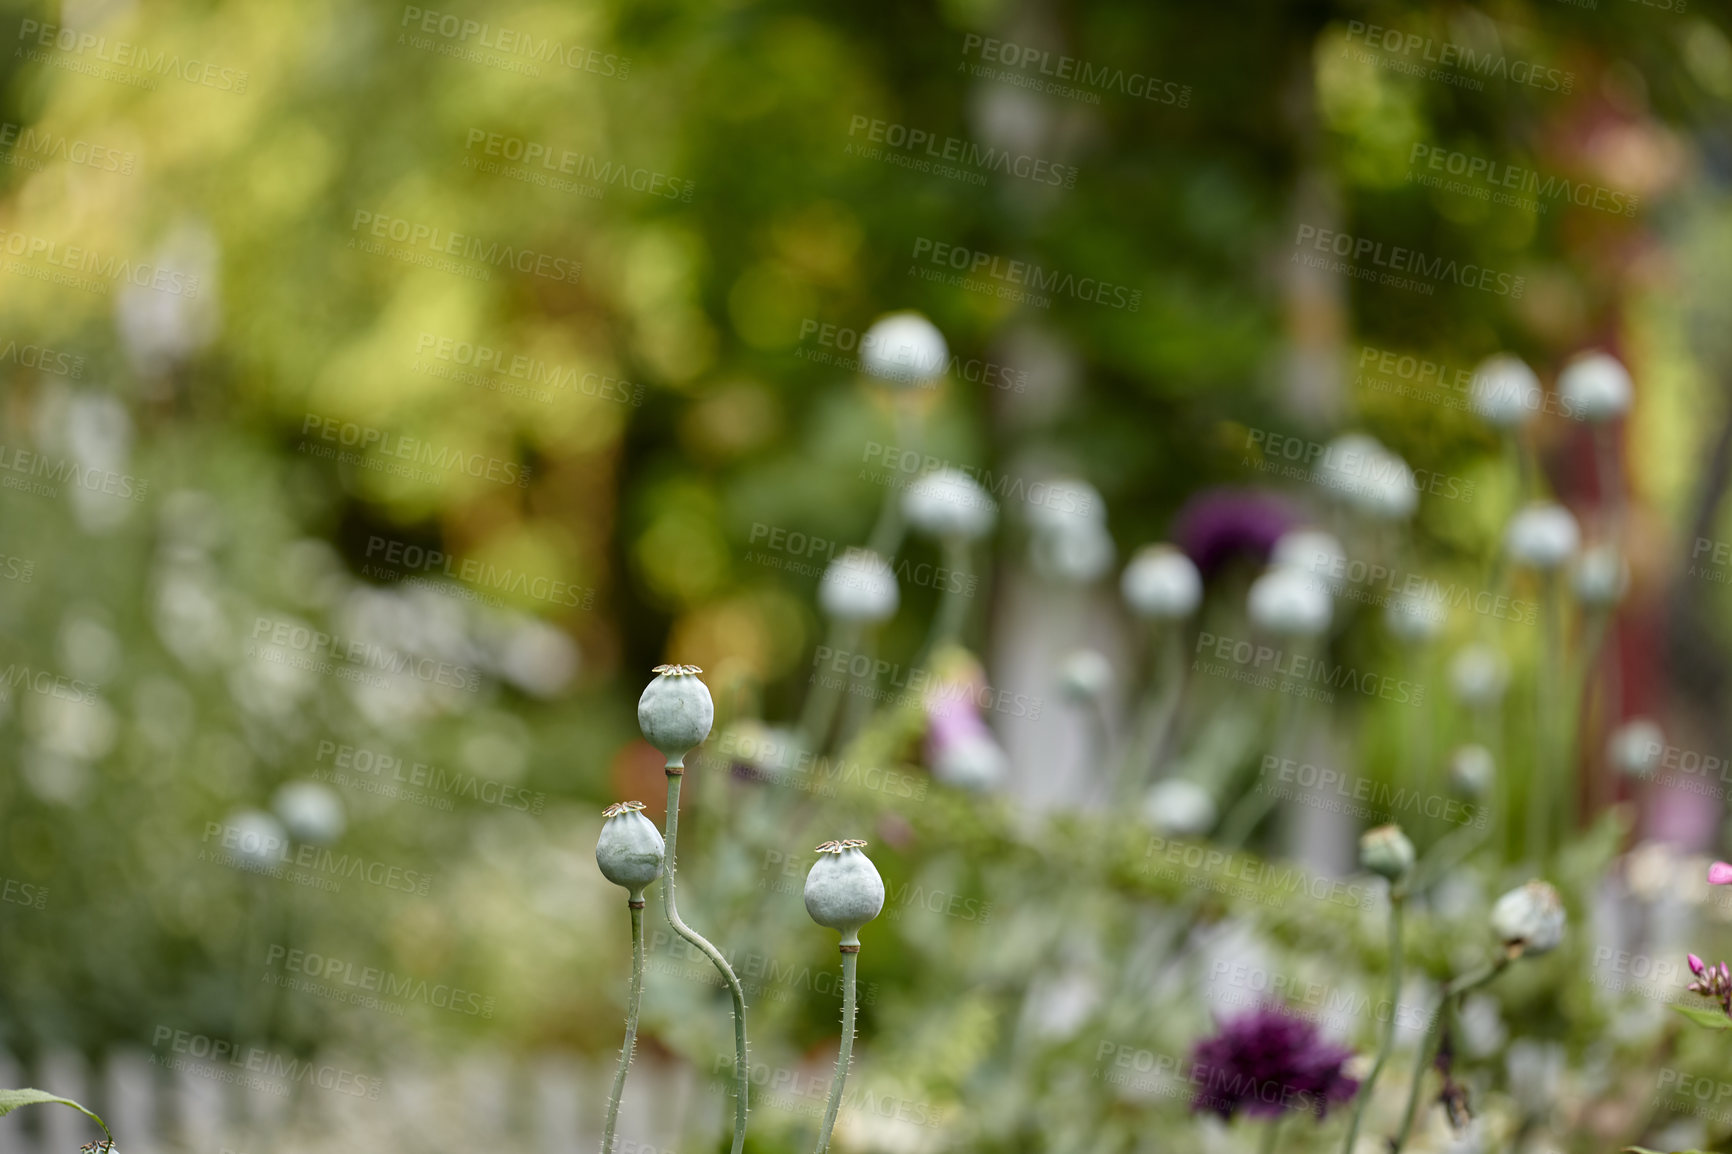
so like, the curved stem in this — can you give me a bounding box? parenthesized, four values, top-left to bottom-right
(601, 900, 646, 1154)
(814, 947, 859, 1154)
(1391, 956, 1509, 1152)
(1115, 625, 1185, 804)
(1530, 574, 1563, 867)
(1341, 893, 1404, 1153)
(662, 769, 749, 1154)
(798, 621, 863, 755)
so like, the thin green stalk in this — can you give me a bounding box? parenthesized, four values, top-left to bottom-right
(1529, 574, 1563, 867)
(1390, 957, 1509, 1152)
(866, 397, 921, 559)
(921, 535, 972, 658)
(662, 769, 749, 1154)
(798, 621, 862, 755)
(1115, 625, 1185, 804)
(1341, 893, 1404, 1153)
(814, 947, 859, 1154)
(1259, 1114, 1285, 1154)
(601, 900, 646, 1154)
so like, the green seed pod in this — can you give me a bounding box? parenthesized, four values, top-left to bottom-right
(1489, 880, 1566, 957)
(1359, 824, 1416, 884)
(804, 840, 885, 947)
(637, 664, 714, 766)
(596, 802, 665, 900)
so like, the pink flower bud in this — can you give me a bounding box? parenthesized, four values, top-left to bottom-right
(1690, 954, 1707, 977)
(1709, 861, 1732, 886)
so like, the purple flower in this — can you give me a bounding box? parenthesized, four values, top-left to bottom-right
(1172, 488, 1298, 578)
(1190, 1005, 1359, 1121)
(1709, 861, 1732, 886)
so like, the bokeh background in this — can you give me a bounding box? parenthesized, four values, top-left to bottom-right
(3, 0, 1732, 1151)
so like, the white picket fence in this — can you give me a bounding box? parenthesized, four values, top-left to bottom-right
(0, 1050, 713, 1154)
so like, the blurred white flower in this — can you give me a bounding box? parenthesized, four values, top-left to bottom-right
(222, 809, 287, 868)
(1449, 644, 1509, 707)
(903, 468, 996, 540)
(1057, 648, 1112, 704)
(1270, 528, 1346, 588)
(58, 611, 122, 683)
(1607, 717, 1664, 779)
(1558, 351, 1632, 422)
(1030, 517, 1115, 584)
(861, 311, 947, 387)
(116, 219, 221, 379)
(1247, 568, 1332, 637)
(1504, 503, 1579, 570)
(24, 691, 117, 762)
(1314, 433, 1416, 521)
(273, 781, 346, 845)
(1385, 591, 1445, 644)
(1449, 744, 1496, 798)
(1142, 779, 1216, 836)
(932, 729, 1007, 791)
(819, 548, 900, 622)
(1470, 354, 1542, 429)
(491, 615, 579, 698)
(1024, 477, 1105, 533)
(1120, 545, 1201, 619)
(1573, 543, 1629, 608)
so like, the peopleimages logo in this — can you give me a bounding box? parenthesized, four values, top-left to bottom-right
(398, 7, 629, 78)
(350, 210, 582, 284)
(909, 237, 1142, 312)
(959, 34, 1191, 107)
(847, 115, 1078, 188)
(1293, 225, 1525, 299)
(1342, 20, 1574, 94)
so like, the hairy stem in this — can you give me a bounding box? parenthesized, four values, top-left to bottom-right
(1341, 893, 1404, 1153)
(1391, 956, 1509, 1152)
(662, 769, 750, 1154)
(814, 947, 859, 1154)
(601, 900, 646, 1154)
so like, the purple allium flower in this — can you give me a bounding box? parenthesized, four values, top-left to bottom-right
(1171, 488, 1298, 578)
(1189, 1005, 1359, 1121)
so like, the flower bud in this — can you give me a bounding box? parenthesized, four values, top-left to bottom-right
(1385, 591, 1444, 644)
(1709, 862, 1732, 886)
(1558, 351, 1632, 422)
(1142, 779, 1217, 837)
(1448, 744, 1495, 798)
(1449, 644, 1509, 708)
(637, 665, 715, 766)
(1030, 518, 1115, 584)
(596, 801, 665, 900)
(272, 781, 345, 845)
(1489, 880, 1566, 956)
(1504, 504, 1580, 571)
(223, 809, 286, 869)
(1314, 434, 1416, 521)
(805, 839, 885, 946)
(1247, 568, 1332, 638)
(1573, 543, 1629, 608)
(1607, 717, 1663, 780)
(1470, 354, 1541, 429)
(1121, 545, 1202, 620)
(1359, 824, 1416, 883)
(1057, 648, 1112, 704)
(1270, 529, 1345, 589)
(818, 548, 900, 623)
(861, 311, 948, 388)
(904, 468, 996, 541)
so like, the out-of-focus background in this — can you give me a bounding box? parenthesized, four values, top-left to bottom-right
(4, 0, 1732, 1151)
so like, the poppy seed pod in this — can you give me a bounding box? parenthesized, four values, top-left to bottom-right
(1470, 354, 1541, 429)
(1057, 648, 1113, 704)
(818, 548, 900, 623)
(805, 840, 885, 946)
(903, 468, 997, 541)
(1558, 351, 1632, 422)
(1449, 644, 1509, 708)
(1573, 543, 1629, 608)
(595, 801, 665, 899)
(1247, 567, 1332, 638)
(1505, 504, 1580, 570)
(1142, 779, 1217, 837)
(1449, 744, 1495, 798)
(273, 780, 345, 845)
(1121, 544, 1202, 620)
(1359, 824, 1416, 883)
(1607, 717, 1663, 779)
(637, 665, 714, 766)
(1271, 528, 1346, 589)
(861, 311, 948, 388)
(1489, 880, 1566, 957)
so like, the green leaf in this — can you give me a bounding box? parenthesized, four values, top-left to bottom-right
(0, 1088, 113, 1141)
(1670, 1004, 1732, 1031)
(1623, 1147, 1721, 1153)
